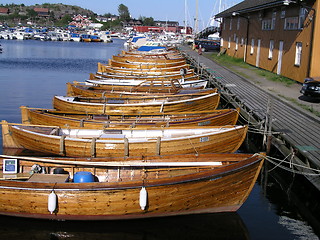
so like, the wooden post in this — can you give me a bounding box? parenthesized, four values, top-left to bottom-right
(91, 137, 96, 157)
(1, 120, 23, 148)
(265, 98, 274, 155)
(59, 135, 66, 156)
(124, 137, 129, 157)
(20, 106, 30, 124)
(156, 137, 161, 155)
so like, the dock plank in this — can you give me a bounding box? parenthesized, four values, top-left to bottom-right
(180, 46, 320, 187)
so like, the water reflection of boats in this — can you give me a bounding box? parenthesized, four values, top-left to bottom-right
(0, 212, 250, 240)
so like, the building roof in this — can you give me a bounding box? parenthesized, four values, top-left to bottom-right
(215, 0, 292, 17)
(0, 7, 9, 14)
(34, 8, 49, 13)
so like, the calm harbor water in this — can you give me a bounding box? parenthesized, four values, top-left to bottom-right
(0, 39, 319, 240)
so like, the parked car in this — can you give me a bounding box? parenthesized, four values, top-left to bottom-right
(194, 38, 220, 52)
(300, 77, 320, 98)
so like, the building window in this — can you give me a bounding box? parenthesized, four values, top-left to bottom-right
(229, 18, 232, 30)
(221, 37, 224, 47)
(284, 17, 299, 30)
(299, 7, 307, 29)
(295, 42, 302, 66)
(262, 19, 274, 30)
(268, 40, 274, 59)
(250, 38, 254, 54)
(237, 17, 240, 30)
(235, 37, 239, 51)
(241, 37, 244, 46)
(228, 37, 231, 49)
(272, 11, 276, 29)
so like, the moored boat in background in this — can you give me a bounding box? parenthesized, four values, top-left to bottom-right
(20, 106, 240, 129)
(2, 122, 248, 157)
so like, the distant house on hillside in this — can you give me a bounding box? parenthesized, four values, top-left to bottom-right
(68, 14, 92, 29)
(0, 7, 9, 15)
(155, 20, 179, 27)
(34, 8, 49, 17)
(216, 0, 320, 83)
(123, 19, 143, 27)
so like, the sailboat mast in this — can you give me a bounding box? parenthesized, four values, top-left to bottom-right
(184, 0, 187, 34)
(195, 0, 198, 34)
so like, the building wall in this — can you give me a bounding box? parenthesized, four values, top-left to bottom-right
(220, 2, 317, 83)
(310, 1, 320, 78)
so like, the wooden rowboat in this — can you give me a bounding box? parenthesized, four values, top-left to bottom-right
(91, 70, 198, 80)
(0, 153, 264, 220)
(108, 59, 187, 69)
(66, 82, 215, 97)
(85, 78, 208, 92)
(97, 62, 190, 74)
(20, 107, 240, 129)
(2, 122, 248, 157)
(52, 93, 219, 114)
(112, 54, 186, 63)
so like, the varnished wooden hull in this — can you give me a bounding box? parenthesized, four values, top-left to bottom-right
(98, 62, 190, 74)
(21, 107, 239, 129)
(66, 82, 215, 97)
(92, 70, 197, 80)
(108, 59, 187, 69)
(0, 153, 264, 220)
(112, 55, 186, 63)
(52, 93, 220, 114)
(6, 124, 248, 157)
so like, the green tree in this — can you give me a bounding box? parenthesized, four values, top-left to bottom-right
(26, 9, 38, 18)
(56, 14, 72, 27)
(118, 4, 130, 21)
(141, 16, 154, 26)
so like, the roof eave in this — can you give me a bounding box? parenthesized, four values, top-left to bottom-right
(216, 0, 288, 18)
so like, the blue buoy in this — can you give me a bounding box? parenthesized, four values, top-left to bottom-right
(73, 171, 95, 183)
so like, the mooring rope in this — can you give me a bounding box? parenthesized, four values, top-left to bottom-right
(256, 153, 320, 176)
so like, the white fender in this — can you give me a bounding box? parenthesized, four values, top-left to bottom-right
(139, 187, 148, 210)
(48, 191, 57, 214)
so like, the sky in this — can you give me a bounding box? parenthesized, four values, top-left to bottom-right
(1, 0, 242, 30)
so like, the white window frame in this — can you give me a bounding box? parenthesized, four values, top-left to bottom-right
(295, 42, 302, 66)
(235, 37, 239, 51)
(262, 19, 274, 30)
(228, 36, 231, 49)
(268, 40, 274, 59)
(299, 7, 307, 29)
(284, 17, 299, 30)
(229, 18, 232, 30)
(237, 17, 240, 30)
(221, 37, 224, 47)
(250, 38, 254, 55)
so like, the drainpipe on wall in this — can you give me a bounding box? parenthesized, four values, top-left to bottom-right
(306, 6, 316, 78)
(232, 12, 249, 62)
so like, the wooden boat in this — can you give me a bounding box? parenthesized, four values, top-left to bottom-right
(20, 106, 240, 129)
(91, 70, 198, 81)
(108, 59, 187, 69)
(52, 92, 219, 114)
(66, 81, 212, 97)
(112, 54, 186, 63)
(121, 49, 181, 58)
(2, 122, 248, 157)
(97, 62, 190, 74)
(85, 78, 208, 92)
(0, 153, 264, 220)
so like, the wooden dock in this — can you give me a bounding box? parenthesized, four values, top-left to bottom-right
(179, 45, 320, 190)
